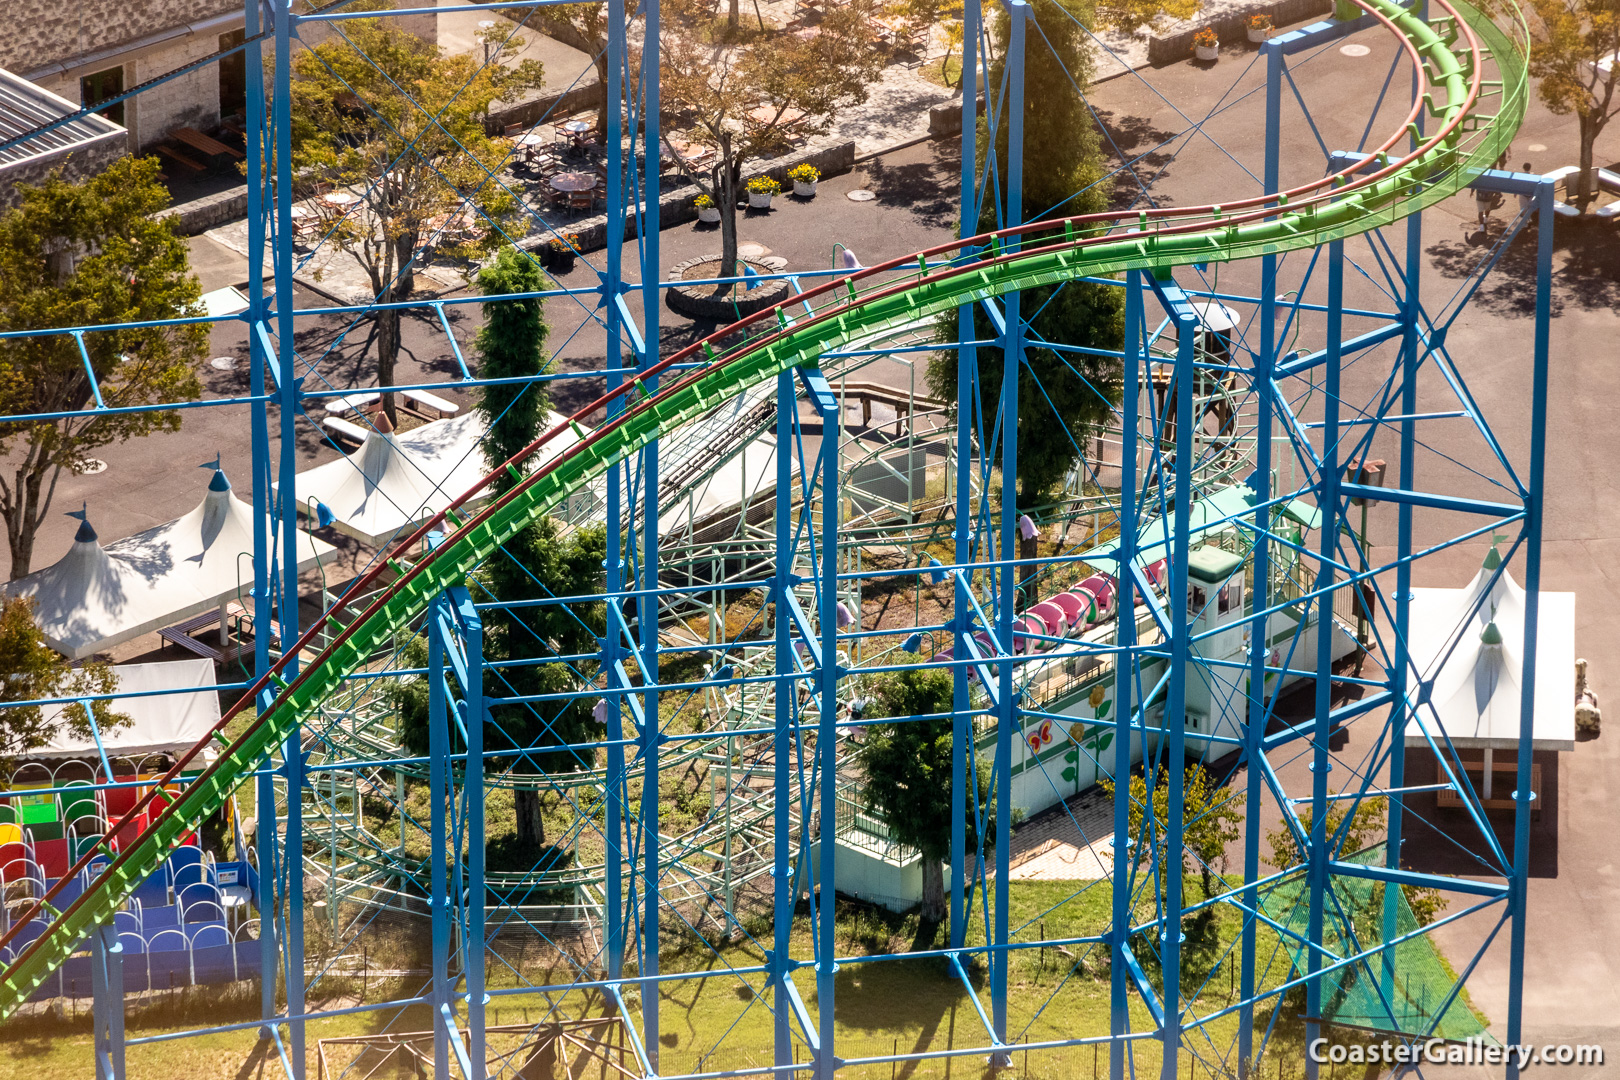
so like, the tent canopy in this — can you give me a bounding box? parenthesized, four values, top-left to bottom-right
(281, 411, 587, 548)
(35, 658, 221, 761)
(1403, 551, 1575, 751)
(4, 466, 336, 659)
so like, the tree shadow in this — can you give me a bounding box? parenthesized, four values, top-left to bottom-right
(857, 139, 962, 230)
(1426, 217, 1620, 318)
(1091, 109, 1181, 212)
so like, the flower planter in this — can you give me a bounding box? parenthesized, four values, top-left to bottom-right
(1247, 27, 1270, 42)
(793, 180, 818, 198)
(1195, 43, 1220, 60)
(697, 206, 721, 223)
(748, 191, 775, 209)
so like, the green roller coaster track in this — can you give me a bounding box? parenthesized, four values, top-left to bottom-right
(0, 0, 1527, 1022)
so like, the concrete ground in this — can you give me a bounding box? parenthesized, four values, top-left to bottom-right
(435, 5, 597, 100)
(12, 13, 1619, 1069)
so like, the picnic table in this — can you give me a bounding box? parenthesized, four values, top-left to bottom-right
(170, 126, 244, 161)
(319, 190, 362, 212)
(550, 171, 597, 193)
(748, 105, 806, 128)
(557, 120, 593, 150)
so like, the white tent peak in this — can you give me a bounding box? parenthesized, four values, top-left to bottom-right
(5, 465, 335, 659)
(66, 500, 97, 544)
(1404, 558, 1575, 751)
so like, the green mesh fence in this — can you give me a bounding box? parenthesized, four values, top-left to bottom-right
(1259, 844, 1491, 1043)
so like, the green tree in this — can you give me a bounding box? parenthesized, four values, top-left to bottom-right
(858, 660, 991, 923)
(1102, 762, 1244, 903)
(0, 596, 129, 769)
(287, 17, 543, 425)
(1520, 0, 1620, 207)
(474, 246, 552, 473)
(394, 246, 605, 852)
(0, 155, 206, 579)
(659, 0, 887, 282)
(928, 0, 1125, 517)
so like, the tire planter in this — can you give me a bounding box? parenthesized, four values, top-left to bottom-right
(666, 255, 792, 320)
(793, 180, 818, 198)
(697, 206, 721, 223)
(748, 191, 775, 209)
(1195, 43, 1220, 60)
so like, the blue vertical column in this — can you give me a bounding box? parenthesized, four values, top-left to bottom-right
(272, 1, 305, 1069)
(1383, 5, 1425, 1000)
(602, 0, 628, 992)
(637, 0, 663, 1061)
(458, 590, 487, 1079)
(815, 382, 841, 1080)
(1110, 272, 1143, 1080)
(90, 924, 124, 1080)
(991, 4, 1028, 1061)
(244, 0, 279, 1036)
(1505, 177, 1555, 1080)
(950, 0, 982, 954)
(1161, 309, 1196, 1080)
(428, 594, 452, 1080)
(1304, 239, 1346, 1080)
(1240, 40, 1284, 1078)
(773, 370, 795, 1069)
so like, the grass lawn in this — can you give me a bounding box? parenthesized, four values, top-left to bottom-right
(0, 878, 1402, 1080)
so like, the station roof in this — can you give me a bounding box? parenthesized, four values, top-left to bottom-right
(1077, 483, 1319, 577)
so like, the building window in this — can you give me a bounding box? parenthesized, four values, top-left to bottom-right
(81, 66, 125, 126)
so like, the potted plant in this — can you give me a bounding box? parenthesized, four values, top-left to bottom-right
(694, 192, 721, 224)
(1192, 26, 1220, 60)
(788, 163, 821, 198)
(746, 176, 780, 210)
(1247, 14, 1273, 42)
(543, 233, 579, 272)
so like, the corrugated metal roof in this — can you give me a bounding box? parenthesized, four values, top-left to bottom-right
(0, 67, 124, 169)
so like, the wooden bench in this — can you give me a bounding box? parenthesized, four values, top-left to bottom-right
(158, 603, 280, 663)
(322, 415, 369, 446)
(401, 388, 460, 420)
(327, 390, 381, 414)
(155, 145, 206, 173)
(1436, 759, 1542, 818)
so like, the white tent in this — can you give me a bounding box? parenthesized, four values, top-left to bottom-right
(281, 410, 584, 547)
(34, 658, 222, 761)
(1404, 550, 1576, 753)
(4, 466, 337, 660)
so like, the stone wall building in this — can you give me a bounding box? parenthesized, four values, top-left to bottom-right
(0, 1, 437, 161)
